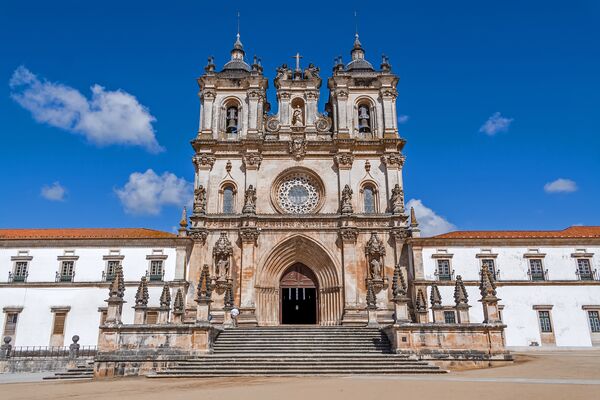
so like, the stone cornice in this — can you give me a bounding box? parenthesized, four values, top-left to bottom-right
(413, 279, 600, 287)
(0, 281, 176, 289)
(409, 237, 600, 247)
(0, 237, 192, 248)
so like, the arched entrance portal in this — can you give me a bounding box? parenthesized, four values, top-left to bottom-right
(280, 264, 318, 324)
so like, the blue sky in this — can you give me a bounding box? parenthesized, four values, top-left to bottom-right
(0, 0, 598, 235)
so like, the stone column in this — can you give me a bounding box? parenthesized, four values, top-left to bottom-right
(247, 90, 260, 136)
(336, 91, 350, 137)
(339, 227, 360, 321)
(380, 88, 398, 138)
(366, 280, 379, 328)
(200, 90, 215, 137)
(381, 153, 405, 207)
(238, 226, 259, 326)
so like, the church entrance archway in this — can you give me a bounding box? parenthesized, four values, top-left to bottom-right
(280, 264, 318, 324)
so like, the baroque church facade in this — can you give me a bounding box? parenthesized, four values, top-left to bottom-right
(1, 34, 599, 359)
(187, 33, 409, 327)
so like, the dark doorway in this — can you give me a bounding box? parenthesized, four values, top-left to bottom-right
(280, 264, 318, 324)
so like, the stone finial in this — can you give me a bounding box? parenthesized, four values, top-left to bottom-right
(430, 284, 442, 307)
(179, 207, 188, 228)
(173, 289, 184, 313)
(109, 265, 125, 299)
(366, 279, 377, 310)
(410, 207, 419, 227)
(1, 336, 12, 359)
(223, 283, 234, 309)
(160, 284, 171, 309)
(415, 288, 427, 312)
(68, 335, 80, 359)
(480, 268, 497, 300)
(196, 264, 213, 301)
(134, 276, 149, 307)
(392, 263, 407, 299)
(454, 275, 469, 305)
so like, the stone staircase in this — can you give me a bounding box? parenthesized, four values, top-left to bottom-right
(43, 362, 94, 381)
(150, 326, 445, 377)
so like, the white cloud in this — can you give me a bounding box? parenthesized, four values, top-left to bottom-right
(406, 198, 456, 237)
(115, 169, 192, 215)
(40, 181, 66, 201)
(9, 66, 163, 153)
(544, 178, 578, 193)
(479, 112, 513, 136)
(398, 115, 410, 124)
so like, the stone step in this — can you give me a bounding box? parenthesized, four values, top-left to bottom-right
(212, 349, 392, 353)
(170, 362, 430, 368)
(43, 369, 94, 380)
(151, 368, 446, 377)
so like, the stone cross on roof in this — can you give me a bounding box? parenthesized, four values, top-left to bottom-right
(292, 52, 303, 72)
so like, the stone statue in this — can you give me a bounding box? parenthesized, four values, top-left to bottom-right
(193, 185, 207, 214)
(216, 258, 230, 279)
(390, 184, 404, 214)
(340, 184, 353, 214)
(292, 106, 304, 126)
(242, 185, 257, 214)
(370, 258, 382, 280)
(304, 63, 320, 79)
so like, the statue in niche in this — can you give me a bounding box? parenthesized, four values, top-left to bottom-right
(193, 185, 207, 214)
(390, 184, 404, 214)
(340, 184, 353, 214)
(216, 257, 230, 279)
(370, 258, 382, 280)
(242, 185, 257, 214)
(292, 105, 304, 127)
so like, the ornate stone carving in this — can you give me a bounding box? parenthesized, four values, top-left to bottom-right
(336, 90, 348, 99)
(430, 284, 442, 307)
(391, 263, 408, 299)
(248, 89, 262, 99)
(276, 171, 321, 214)
(134, 276, 149, 307)
(480, 268, 497, 300)
(159, 283, 171, 309)
(189, 229, 208, 244)
(242, 185, 257, 214)
(193, 154, 216, 170)
(390, 228, 409, 242)
(201, 89, 216, 100)
(454, 275, 469, 306)
(289, 138, 307, 161)
(225, 160, 232, 173)
(213, 232, 233, 281)
(340, 184, 354, 214)
(193, 185, 207, 214)
(291, 106, 304, 127)
(243, 153, 263, 170)
(380, 88, 398, 99)
(380, 153, 405, 168)
(365, 232, 388, 292)
(415, 288, 427, 312)
(339, 227, 358, 243)
(366, 279, 377, 309)
(364, 160, 371, 172)
(390, 183, 404, 214)
(265, 116, 281, 133)
(173, 289, 185, 315)
(334, 153, 354, 169)
(315, 115, 332, 132)
(196, 264, 213, 301)
(239, 227, 260, 244)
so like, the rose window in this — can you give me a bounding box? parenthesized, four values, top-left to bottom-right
(277, 173, 320, 214)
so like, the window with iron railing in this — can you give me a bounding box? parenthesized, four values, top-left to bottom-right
(102, 260, 121, 281)
(56, 261, 75, 282)
(435, 259, 454, 281)
(147, 260, 164, 282)
(9, 261, 28, 283)
(528, 259, 547, 281)
(576, 259, 597, 281)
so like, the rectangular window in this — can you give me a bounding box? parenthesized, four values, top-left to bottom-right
(3, 313, 18, 336)
(149, 260, 164, 281)
(482, 259, 496, 278)
(529, 259, 545, 281)
(444, 311, 456, 324)
(12, 261, 28, 282)
(589, 311, 600, 333)
(577, 259, 593, 280)
(538, 311, 553, 333)
(59, 261, 75, 281)
(52, 312, 67, 335)
(436, 260, 452, 281)
(146, 311, 158, 324)
(105, 260, 120, 281)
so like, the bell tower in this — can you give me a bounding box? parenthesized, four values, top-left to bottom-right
(327, 35, 399, 139)
(197, 34, 269, 139)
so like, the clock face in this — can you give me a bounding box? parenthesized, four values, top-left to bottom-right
(276, 172, 320, 214)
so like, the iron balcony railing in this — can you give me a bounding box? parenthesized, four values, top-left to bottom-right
(434, 269, 455, 281)
(8, 271, 28, 283)
(145, 269, 165, 282)
(55, 271, 75, 282)
(528, 268, 549, 281)
(101, 271, 115, 282)
(576, 268, 598, 281)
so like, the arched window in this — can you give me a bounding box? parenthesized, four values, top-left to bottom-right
(363, 185, 376, 213)
(357, 103, 371, 135)
(226, 105, 239, 134)
(222, 185, 235, 213)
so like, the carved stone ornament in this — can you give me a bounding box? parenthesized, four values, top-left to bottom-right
(193, 185, 207, 214)
(315, 115, 332, 132)
(213, 232, 233, 280)
(201, 89, 216, 100)
(390, 228, 409, 243)
(338, 227, 358, 243)
(243, 153, 263, 170)
(242, 185, 257, 214)
(364, 232, 388, 292)
(380, 153, 405, 168)
(340, 184, 354, 214)
(390, 183, 404, 214)
(365, 232, 386, 258)
(334, 153, 354, 169)
(193, 154, 216, 170)
(391, 263, 408, 300)
(289, 138, 307, 161)
(239, 227, 260, 244)
(189, 229, 209, 244)
(248, 89, 263, 100)
(336, 90, 348, 99)
(265, 116, 281, 133)
(380, 88, 398, 99)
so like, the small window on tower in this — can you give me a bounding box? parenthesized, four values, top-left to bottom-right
(223, 186, 235, 214)
(363, 186, 376, 213)
(226, 106, 239, 134)
(357, 103, 371, 135)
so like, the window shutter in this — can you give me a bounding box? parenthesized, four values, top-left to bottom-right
(53, 312, 66, 335)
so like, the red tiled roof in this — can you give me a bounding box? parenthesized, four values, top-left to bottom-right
(430, 226, 600, 240)
(0, 228, 177, 240)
